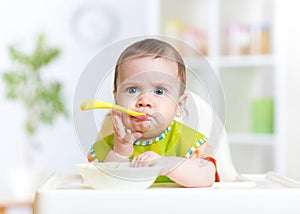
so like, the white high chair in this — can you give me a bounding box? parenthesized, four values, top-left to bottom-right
(34, 93, 300, 214)
(183, 92, 239, 181)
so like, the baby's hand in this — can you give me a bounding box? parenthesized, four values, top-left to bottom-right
(131, 151, 161, 167)
(112, 110, 142, 157)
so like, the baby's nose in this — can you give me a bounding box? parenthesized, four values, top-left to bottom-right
(136, 94, 152, 108)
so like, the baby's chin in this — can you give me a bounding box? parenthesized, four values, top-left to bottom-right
(138, 126, 167, 141)
(129, 115, 168, 140)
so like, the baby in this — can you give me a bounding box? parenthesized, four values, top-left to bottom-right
(88, 39, 219, 187)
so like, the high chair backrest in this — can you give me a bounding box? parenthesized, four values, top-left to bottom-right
(183, 92, 239, 181)
(98, 92, 239, 182)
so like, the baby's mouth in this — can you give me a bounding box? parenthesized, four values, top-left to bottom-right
(133, 114, 150, 121)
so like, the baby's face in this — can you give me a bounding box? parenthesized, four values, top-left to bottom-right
(115, 56, 186, 140)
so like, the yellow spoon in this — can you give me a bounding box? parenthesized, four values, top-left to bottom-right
(80, 100, 146, 117)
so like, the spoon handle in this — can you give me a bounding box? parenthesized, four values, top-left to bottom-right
(81, 100, 145, 117)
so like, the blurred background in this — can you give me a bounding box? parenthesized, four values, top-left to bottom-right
(1, 0, 300, 213)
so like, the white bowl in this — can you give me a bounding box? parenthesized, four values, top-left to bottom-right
(77, 162, 162, 190)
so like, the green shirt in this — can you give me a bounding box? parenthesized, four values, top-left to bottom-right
(89, 120, 207, 183)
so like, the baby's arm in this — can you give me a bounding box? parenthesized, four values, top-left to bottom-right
(161, 156, 216, 187)
(131, 152, 216, 187)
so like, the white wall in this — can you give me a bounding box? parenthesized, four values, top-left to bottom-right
(277, 0, 300, 180)
(0, 0, 152, 201)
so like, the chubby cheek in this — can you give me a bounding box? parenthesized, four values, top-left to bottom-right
(158, 104, 177, 120)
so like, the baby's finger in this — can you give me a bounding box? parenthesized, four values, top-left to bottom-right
(123, 129, 134, 143)
(111, 109, 122, 122)
(131, 154, 150, 167)
(130, 156, 141, 167)
(131, 131, 143, 142)
(112, 114, 125, 138)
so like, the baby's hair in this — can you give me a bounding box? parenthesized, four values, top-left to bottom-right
(114, 38, 186, 95)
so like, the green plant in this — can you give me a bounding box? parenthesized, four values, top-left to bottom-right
(2, 34, 68, 136)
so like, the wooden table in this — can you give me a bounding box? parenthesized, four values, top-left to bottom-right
(0, 199, 33, 214)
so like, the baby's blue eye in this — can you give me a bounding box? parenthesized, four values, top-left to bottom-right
(127, 87, 138, 94)
(154, 87, 165, 95)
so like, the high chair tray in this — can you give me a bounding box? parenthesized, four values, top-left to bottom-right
(34, 172, 300, 214)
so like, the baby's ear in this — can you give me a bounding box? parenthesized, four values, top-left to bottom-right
(176, 94, 187, 117)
